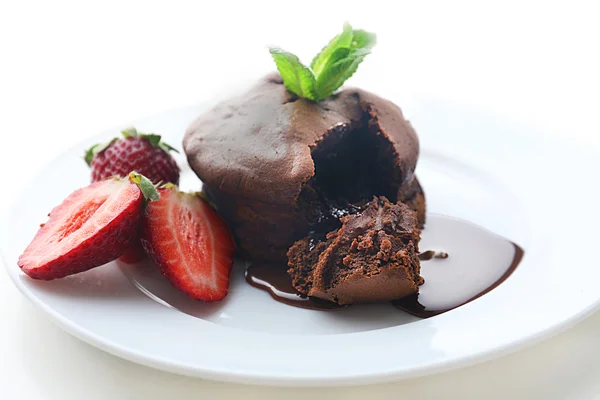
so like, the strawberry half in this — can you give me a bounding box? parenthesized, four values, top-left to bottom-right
(18, 173, 159, 280)
(140, 187, 235, 301)
(118, 242, 147, 264)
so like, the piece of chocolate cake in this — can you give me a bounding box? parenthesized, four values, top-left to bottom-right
(184, 73, 425, 261)
(287, 197, 423, 305)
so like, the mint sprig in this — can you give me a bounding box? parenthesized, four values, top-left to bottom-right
(269, 49, 318, 100)
(269, 23, 376, 102)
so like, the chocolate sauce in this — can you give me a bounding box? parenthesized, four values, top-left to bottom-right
(393, 243, 524, 318)
(418, 250, 449, 261)
(245, 243, 524, 317)
(245, 252, 449, 313)
(245, 263, 343, 310)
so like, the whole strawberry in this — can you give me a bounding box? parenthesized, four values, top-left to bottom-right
(85, 127, 180, 185)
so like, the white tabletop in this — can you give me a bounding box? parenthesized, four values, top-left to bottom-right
(1, 1, 600, 398)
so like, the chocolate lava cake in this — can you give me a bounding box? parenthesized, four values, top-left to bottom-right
(287, 197, 422, 305)
(183, 73, 425, 262)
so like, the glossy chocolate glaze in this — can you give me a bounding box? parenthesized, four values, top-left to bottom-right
(245, 244, 524, 317)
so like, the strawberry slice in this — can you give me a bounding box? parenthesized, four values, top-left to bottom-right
(140, 187, 235, 301)
(18, 174, 158, 280)
(118, 241, 147, 264)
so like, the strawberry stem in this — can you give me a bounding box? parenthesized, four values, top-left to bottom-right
(129, 172, 160, 202)
(198, 191, 218, 210)
(83, 139, 117, 166)
(121, 127, 138, 137)
(84, 127, 179, 168)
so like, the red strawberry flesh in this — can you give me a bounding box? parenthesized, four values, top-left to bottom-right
(18, 178, 143, 280)
(118, 241, 147, 264)
(141, 188, 235, 301)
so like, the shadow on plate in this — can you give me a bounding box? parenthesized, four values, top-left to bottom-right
(120, 259, 231, 320)
(19, 262, 140, 300)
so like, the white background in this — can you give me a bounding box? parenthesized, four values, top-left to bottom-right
(1, 1, 600, 398)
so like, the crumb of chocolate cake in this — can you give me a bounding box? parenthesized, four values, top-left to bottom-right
(287, 197, 423, 305)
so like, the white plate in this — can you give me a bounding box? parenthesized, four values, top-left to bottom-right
(2, 98, 600, 386)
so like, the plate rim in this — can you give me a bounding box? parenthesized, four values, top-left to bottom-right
(3, 252, 598, 386)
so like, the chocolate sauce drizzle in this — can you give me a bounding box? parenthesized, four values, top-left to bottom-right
(245, 263, 343, 310)
(394, 243, 524, 318)
(245, 244, 524, 318)
(418, 250, 449, 261)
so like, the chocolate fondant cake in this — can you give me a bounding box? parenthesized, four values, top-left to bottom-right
(184, 73, 426, 261)
(287, 197, 422, 305)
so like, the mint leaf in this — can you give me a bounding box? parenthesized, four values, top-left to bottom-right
(310, 23, 353, 77)
(315, 28, 376, 99)
(269, 23, 376, 102)
(315, 49, 373, 100)
(269, 48, 318, 101)
(349, 29, 376, 50)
